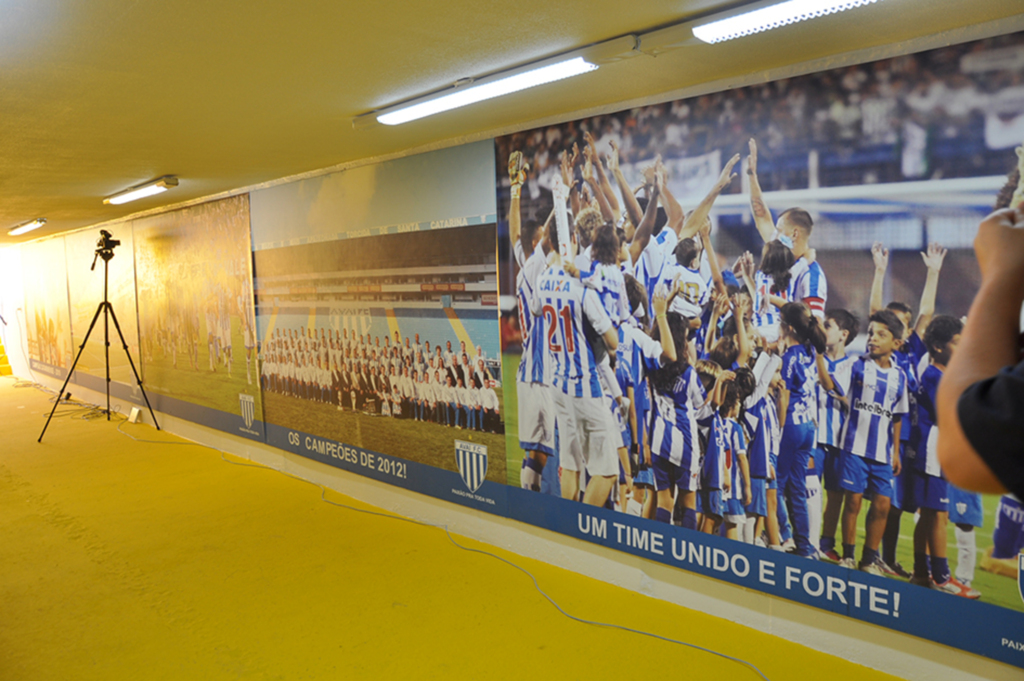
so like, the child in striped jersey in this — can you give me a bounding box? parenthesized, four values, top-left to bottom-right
(749, 239, 795, 344)
(776, 303, 829, 558)
(701, 369, 756, 540)
(648, 315, 720, 530)
(906, 315, 978, 597)
(822, 310, 910, 575)
(817, 309, 860, 561)
(743, 354, 783, 546)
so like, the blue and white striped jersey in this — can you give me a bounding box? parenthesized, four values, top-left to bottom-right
(782, 344, 818, 426)
(579, 260, 630, 327)
(752, 270, 786, 342)
(635, 227, 678, 308)
(515, 243, 552, 386)
(909, 363, 942, 477)
(532, 263, 613, 399)
(893, 332, 927, 443)
(664, 262, 710, 318)
(650, 365, 709, 467)
(724, 417, 748, 501)
(817, 353, 855, 447)
(617, 324, 665, 449)
(832, 357, 909, 464)
(790, 258, 828, 320)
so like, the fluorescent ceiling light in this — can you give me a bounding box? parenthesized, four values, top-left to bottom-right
(104, 176, 179, 205)
(7, 218, 47, 236)
(693, 0, 882, 44)
(377, 57, 599, 126)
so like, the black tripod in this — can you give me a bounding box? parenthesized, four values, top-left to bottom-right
(39, 230, 159, 442)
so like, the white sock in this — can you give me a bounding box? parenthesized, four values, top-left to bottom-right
(520, 459, 542, 490)
(807, 474, 822, 553)
(955, 526, 977, 585)
(743, 516, 756, 544)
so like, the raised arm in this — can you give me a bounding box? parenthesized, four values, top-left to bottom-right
(869, 242, 889, 316)
(627, 176, 662, 266)
(699, 218, 727, 297)
(508, 151, 528, 255)
(747, 139, 777, 243)
(915, 242, 947, 335)
(582, 148, 615, 223)
(656, 159, 685, 235)
(585, 131, 621, 223)
(609, 140, 644, 232)
(652, 284, 677, 363)
(734, 292, 753, 367)
(680, 153, 741, 241)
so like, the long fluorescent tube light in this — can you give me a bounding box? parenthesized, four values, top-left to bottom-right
(377, 57, 598, 126)
(104, 176, 179, 205)
(693, 0, 882, 44)
(7, 218, 47, 236)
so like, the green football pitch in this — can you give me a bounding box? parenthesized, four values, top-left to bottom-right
(263, 388, 507, 484)
(500, 353, 1023, 612)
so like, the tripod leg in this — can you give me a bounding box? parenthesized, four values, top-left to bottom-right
(39, 303, 105, 443)
(106, 304, 161, 431)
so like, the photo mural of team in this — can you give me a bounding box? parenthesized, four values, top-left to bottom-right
(260, 329, 502, 433)
(508, 132, 993, 600)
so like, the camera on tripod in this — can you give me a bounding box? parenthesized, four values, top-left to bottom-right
(97, 230, 120, 251)
(91, 229, 121, 270)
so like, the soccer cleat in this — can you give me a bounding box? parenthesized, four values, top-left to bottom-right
(933, 577, 982, 599)
(858, 557, 887, 576)
(821, 548, 841, 562)
(838, 557, 856, 569)
(888, 561, 912, 579)
(781, 538, 796, 552)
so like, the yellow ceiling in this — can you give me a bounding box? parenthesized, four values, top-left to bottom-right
(2, 0, 1022, 245)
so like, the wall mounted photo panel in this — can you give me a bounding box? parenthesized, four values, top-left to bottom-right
(132, 195, 264, 440)
(495, 31, 1024, 667)
(250, 141, 509, 514)
(19, 236, 72, 381)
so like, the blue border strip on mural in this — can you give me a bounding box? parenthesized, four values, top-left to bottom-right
(253, 214, 499, 251)
(506, 488, 1024, 668)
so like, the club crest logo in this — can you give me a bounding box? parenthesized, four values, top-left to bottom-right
(239, 393, 255, 429)
(1018, 555, 1024, 605)
(455, 440, 488, 494)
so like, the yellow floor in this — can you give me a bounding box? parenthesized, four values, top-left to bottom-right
(0, 376, 902, 680)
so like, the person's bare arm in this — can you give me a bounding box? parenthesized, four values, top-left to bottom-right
(735, 293, 753, 367)
(937, 208, 1024, 493)
(582, 148, 614, 223)
(652, 285, 676, 363)
(892, 420, 902, 476)
(508, 151, 530, 256)
(747, 139, 776, 243)
(656, 159, 684, 235)
(680, 153, 741, 241)
(869, 242, 888, 316)
(915, 242, 947, 335)
(585, 131, 621, 222)
(609, 140, 643, 230)
(627, 176, 662, 266)
(699, 219, 727, 297)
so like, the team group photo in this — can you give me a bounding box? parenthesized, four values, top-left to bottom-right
(496, 32, 1024, 611)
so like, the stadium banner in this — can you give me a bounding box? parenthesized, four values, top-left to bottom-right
(495, 30, 1024, 667)
(19, 236, 73, 381)
(132, 195, 265, 441)
(249, 140, 510, 512)
(64, 226, 142, 399)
